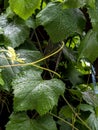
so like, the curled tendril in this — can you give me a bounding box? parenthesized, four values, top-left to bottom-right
(0, 41, 64, 78)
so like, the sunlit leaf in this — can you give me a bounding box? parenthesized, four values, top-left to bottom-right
(4, 21, 29, 48)
(9, 0, 41, 20)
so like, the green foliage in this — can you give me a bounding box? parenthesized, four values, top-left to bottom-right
(36, 2, 86, 42)
(12, 69, 65, 115)
(79, 30, 98, 62)
(0, 15, 29, 47)
(0, 0, 98, 130)
(9, 0, 41, 20)
(6, 112, 57, 130)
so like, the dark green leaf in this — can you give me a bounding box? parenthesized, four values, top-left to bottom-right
(63, 0, 86, 8)
(69, 89, 82, 98)
(12, 69, 65, 115)
(79, 30, 98, 62)
(63, 0, 95, 8)
(87, 0, 98, 30)
(59, 105, 73, 119)
(9, 0, 41, 20)
(63, 46, 76, 63)
(66, 64, 83, 85)
(6, 112, 57, 130)
(36, 2, 86, 42)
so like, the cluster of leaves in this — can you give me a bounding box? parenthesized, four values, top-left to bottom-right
(0, 0, 98, 130)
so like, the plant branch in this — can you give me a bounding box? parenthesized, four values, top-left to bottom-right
(49, 112, 79, 130)
(62, 96, 92, 130)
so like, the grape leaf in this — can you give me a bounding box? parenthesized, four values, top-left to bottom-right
(3, 20, 29, 48)
(78, 30, 98, 62)
(0, 14, 29, 48)
(87, 112, 98, 130)
(36, 2, 86, 42)
(82, 91, 98, 106)
(79, 104, 94, 112)
(12, 69, 65, 115)
(87, 0, 98, 30)
(65, 64, 83, 85)
(63, 0, 86, 8)
(6, 112, 57, 130)
(0, 48, 42, 91)
(9, 0, 41, 20)
(59, 105, 73, 119)
(63, 0, 95, 8)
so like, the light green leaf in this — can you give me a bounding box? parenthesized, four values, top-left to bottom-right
(79, 104, 94, 112)
(79, 30, 98, 62)
(0, 72, 4, 86)
(6, 112, 57, 130)
(9, 0, 41, 20)
(36, 2, 86, 42)
(82, 91, 98, 106)
(87, 113, 98, 130)
(12, 69, 65, 115)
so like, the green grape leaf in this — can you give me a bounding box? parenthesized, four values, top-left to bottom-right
(82, 91, 98, 107)
(79, 30, 98, 62)
(12, 69, 65, 115)
(87, 0, 98, 30)
(0, 48, 42, 91)
(59, 105, 73, 119)
(87, 112, 98, 130)
(16, 49, 43, 64)
(65, 64, 83, 85)
(36, 2, 86, 43)
(63, 0, 95, 8)
(6, 112, 57, 130)
(63, 0, 86, 8)
(0, 14, 29, 47)
(9, 0, 41, 20)
(79, 104, 94, 112)
(3, 20, 29, 48)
